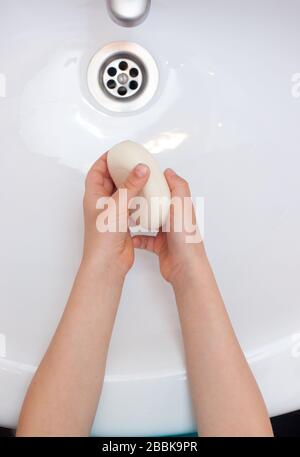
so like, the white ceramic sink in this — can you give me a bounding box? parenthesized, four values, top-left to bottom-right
(1, 0, 300, 436)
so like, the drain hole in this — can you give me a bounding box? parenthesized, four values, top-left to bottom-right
(118, 86, 127, 96)
(107, 79, 117, 89)
(129, 80, 138, 90)
(130, 68, 139, 78)
(107, 67, 117, 77)
(119, 61, 128, 71)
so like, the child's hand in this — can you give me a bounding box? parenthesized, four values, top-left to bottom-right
(133, 169, 205, 287)
(82, 153, 150, 278)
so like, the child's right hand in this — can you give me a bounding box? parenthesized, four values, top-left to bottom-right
(133, 169, 206, 287)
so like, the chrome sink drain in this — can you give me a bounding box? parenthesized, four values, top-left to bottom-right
(87, 42, 159, 113)
(102, 57, 143, 99)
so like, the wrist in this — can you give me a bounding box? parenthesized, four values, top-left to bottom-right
(171, 248, 210, 294)
(79, 256, 126, 285)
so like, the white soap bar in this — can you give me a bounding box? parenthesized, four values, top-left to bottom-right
(107, 140, 171, 230)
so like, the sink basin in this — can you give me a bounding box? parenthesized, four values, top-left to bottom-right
(1, 0, 300, 436)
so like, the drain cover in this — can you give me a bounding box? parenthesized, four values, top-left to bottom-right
(102, 56, 143, 99)
(87, 42, 159, 113)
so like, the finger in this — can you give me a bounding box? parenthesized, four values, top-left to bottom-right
(85, 152, 114, 197)
(89, 152, 110, 177)
(133, 230, 166, 254)
(164, 168, 191, 198)
(114, 163, 150, 202)
(133, 235, 156, 253)
(164, 169, 198, 232)
(111, 164, 150, 231)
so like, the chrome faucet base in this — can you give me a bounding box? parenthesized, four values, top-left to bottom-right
(106, 0, 151, 27)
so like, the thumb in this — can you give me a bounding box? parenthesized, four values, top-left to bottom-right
(119, 163, 150, 200)
(112, 163, 150, 232)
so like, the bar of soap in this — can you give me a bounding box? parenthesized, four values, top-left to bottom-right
(107, 140, 171, 230)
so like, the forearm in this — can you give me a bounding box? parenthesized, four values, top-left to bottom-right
(17, 261, 124, 437)
(173, 254, 273, 437)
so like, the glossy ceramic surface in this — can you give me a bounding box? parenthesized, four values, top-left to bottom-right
(0, 0, 300, 436)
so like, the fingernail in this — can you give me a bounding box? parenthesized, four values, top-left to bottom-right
(134, 163, 149, 178)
